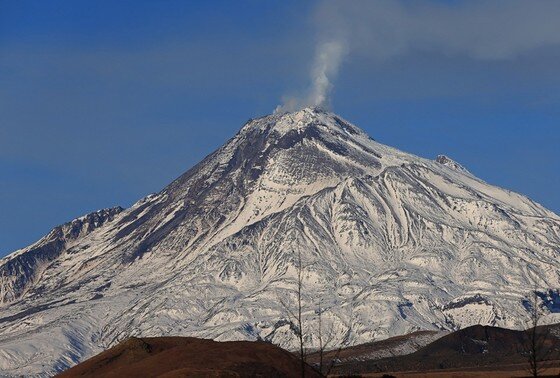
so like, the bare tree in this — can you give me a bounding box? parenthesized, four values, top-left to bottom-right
(317, 304, 325, 373)
(278, 249, 306, 377)
(316, 304, 340, 375)
(314, 301, 353, 376)
(278, 250, 354, 377)
(296, 249, 305, 377)
(525, 289, 551, 377)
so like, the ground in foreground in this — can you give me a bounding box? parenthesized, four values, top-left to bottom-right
(57, 336, 321, 378)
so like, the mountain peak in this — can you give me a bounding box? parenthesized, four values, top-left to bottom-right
(241, 107, 365, 140)
(1, 109, 560, 376)
(274, 105, 329, 116)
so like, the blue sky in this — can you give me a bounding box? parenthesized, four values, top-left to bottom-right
(1, 0, 559, 256)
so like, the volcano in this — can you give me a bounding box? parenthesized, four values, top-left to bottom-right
(1, 108, 559, 376)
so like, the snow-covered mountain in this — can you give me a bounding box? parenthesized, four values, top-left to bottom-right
(1, 107, 559, 376)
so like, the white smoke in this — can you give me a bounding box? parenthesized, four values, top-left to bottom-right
(276, 0, 560, 113)
(275, 40, 347, 113)
(309, 41, 347, 108)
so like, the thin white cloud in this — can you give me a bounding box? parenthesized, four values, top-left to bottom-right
(277, 0, 560, 112)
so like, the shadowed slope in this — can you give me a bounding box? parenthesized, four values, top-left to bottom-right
(334, 324, 560, 375)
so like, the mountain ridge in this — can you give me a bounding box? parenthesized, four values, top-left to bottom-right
(0, 107, 559, 376)
(0, 206, 123, 304)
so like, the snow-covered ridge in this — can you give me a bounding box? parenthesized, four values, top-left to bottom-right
(0, 107, 559, 376)
(0, 207, 123, 305)
(435, 154, 471, 174)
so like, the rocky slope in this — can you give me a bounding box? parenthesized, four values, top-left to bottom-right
(0, 108, 559, 376)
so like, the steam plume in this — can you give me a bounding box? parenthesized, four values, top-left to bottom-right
(276, 0, 560, 114)
(309, 41, 347, 108)
(275, 40, 347, 113)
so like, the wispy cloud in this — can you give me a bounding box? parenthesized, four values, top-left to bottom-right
(276, 0, 560, 112)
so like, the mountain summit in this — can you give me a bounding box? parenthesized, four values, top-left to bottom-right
(1, 108, 559, 376)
